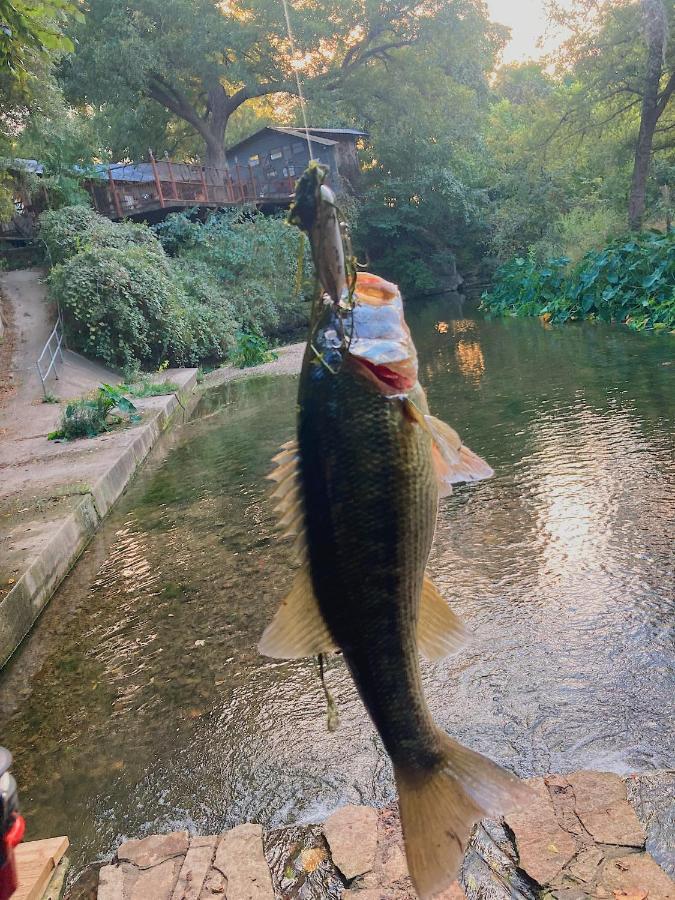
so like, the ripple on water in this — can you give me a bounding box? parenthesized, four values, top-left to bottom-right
(0, 308, 672, 878)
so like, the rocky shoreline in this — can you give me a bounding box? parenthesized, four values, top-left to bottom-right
(94, 770, 674, 899)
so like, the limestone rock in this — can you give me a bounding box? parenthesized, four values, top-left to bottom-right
(323, 805, 379, 880)
(98, 863, 132, 900)
(172, 836, 218, 900)
(599, 852, 675, 899)
(212, 823, 274, 899)
(506, 776, 577, 885)
(130, 858, 183, 900)
(117, 830, 189, 869)
(567, 771, 645, 847)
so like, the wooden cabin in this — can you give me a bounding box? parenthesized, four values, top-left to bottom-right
(225, 126, 366, 196)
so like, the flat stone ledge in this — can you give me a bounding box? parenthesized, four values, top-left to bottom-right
(94, 771, 674, 900)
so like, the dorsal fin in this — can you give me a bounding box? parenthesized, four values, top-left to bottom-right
(258, 566, 337, 659)
(418, 576, 471, 660)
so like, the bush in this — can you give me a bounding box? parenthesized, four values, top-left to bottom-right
(230, 329, 278, 368)
(155, 209, 310, 338)
(49, 385, 138, 441)
(39, 206, 163, 265)
(50, 246, 187, 369)
(482, 229, 675, 331)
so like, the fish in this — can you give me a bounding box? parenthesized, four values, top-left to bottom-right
(259, 164, 529, 899)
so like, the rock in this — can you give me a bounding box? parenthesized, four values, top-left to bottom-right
(435, 884, 466, 900)
(130, 858, 182, 900)
(172, 836, 218, 900)
(323, 805, 379, 880)
(342, 890, 381, 899)
(98, 863, 132, 900)
(211, 823, 274, 899)
(566, 845, 603, 885)
(625, 771, 675, 876)
(382, 845, 408, 883)
(117, 831, 189, 869)
(264, 823, 343, 899)
(599, 852, 675, 899)
(567, 771, 645, 847)
(506, 776, 577, 885)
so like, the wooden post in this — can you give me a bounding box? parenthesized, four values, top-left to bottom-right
(166, 157, 179, 200)
(108, 167, 123, 219)
(199, 165, 209, 202)
(248, 164, 256, 200)
(149, 150, 165, 208)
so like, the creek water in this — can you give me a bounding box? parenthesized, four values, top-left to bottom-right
(0, 298, 673, 881)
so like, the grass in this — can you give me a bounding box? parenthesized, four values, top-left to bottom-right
(121, 377, 180, 398)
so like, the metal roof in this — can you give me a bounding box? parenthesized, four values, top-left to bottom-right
(227, 125, 365, 154)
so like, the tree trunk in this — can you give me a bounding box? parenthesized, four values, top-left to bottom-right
(628, 0, 667, 230)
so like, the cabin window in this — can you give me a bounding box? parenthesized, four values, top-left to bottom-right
(249, 154, 260, 166)
(292, 142, 305, 154)
(270, 149, 283, 160)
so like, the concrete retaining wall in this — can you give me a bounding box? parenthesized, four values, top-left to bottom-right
(0, 371, 199, 667)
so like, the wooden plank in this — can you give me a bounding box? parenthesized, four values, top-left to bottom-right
(13, 836, 69, 900)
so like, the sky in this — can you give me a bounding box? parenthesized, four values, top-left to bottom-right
(486, 0, 574, 64)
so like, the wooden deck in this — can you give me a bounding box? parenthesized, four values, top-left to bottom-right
(87, 155, 296, 221)
(13, 836, 69, 900)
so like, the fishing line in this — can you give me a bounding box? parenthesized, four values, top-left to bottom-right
(280, 0, 314, 160)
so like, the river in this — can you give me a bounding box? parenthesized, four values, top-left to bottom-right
(0, 298, 673, 881)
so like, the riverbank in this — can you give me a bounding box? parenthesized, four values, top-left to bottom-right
(93, 771, 674, 900)
(0, 268, 305, 669)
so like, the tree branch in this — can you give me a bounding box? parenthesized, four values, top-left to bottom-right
(656, 70, 675, 117)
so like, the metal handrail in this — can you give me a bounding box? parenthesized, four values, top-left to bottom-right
(36, 315, 65, 396)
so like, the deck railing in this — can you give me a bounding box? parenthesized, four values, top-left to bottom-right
(36, 315, 65, 397)
(89, 154, 297, 220)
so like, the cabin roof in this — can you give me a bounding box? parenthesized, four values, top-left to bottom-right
(226, 125, 366, 154)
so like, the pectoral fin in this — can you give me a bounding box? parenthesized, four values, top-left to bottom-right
(418, 576, 471, 660)
(258, 567, 337, 659)
(404, 400, 494, 497)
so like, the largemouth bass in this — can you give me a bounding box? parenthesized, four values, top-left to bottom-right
(260, 165, 528, 899)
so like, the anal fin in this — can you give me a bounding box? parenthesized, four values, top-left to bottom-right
(258, 567, 337, 659)
(418, 576, 470, 660)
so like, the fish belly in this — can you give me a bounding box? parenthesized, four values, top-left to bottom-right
(298, 363, 441, 767)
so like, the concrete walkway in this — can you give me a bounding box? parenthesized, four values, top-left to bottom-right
(95, 771, 674, 900)
(0, 268, 121, 447)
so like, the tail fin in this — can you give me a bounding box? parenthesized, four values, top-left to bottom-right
(394, 731, 530, 900)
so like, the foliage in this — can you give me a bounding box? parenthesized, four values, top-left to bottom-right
(60, 0, 505, 168)
(39, 205, 163, 264)
(156, 208, 310, 337)
(0, 0, 80, 77)
(122, 377, 180, 398)
(230, 329, 277, 368)
(48, 383, 138, 440)
(482, 229, 675, 331)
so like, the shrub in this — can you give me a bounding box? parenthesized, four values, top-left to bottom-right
(482, 229, 675, 331)
(155, 209, 310, 338)
(49, 245, 186, 369)
(230, 329, 278, 368)
(39, 206, 163, 265)
(49, 385, 138, 440)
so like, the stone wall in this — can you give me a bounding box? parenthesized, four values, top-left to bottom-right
(94, 770, 674, 900)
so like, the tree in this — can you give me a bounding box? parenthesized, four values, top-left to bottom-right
(0, 0, 79, 76)
(60, 0, 491, 169)
(548, 0, 674, 229)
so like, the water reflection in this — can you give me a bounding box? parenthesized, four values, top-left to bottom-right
(0, 303, 673, 878)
